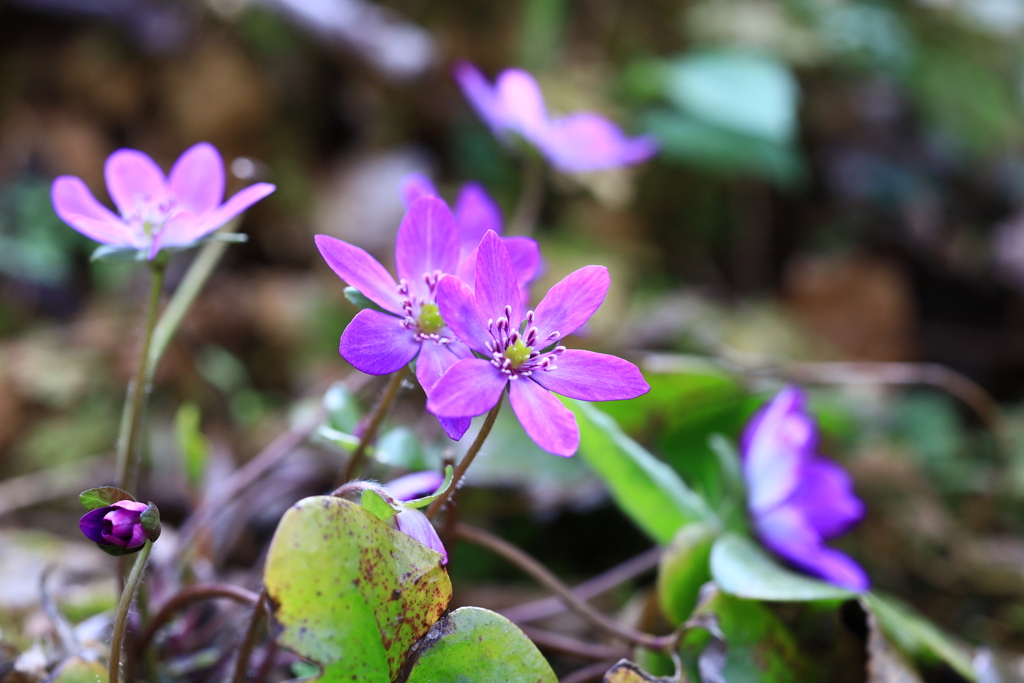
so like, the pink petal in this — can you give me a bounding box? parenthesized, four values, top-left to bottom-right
(339, 309, 420, 375)
(502, 236, 541, 288)
(531, 350, 649, 401)
(455, 182, 503, 252)
(496, 69, 549, 140)
(415, 341, 464, 396)
(743, 387, 815, 515)
(437, 416, 471, 441)
(399, 173, 437, 208)
(537, 113, 658, 172)
(51, 177, 140, 247)
(387, 471, 444, 501)
(169, 142, 224, 217)
(426, 359, 507, 418)
(508, 378, 579, 457)
(104, 149, 168, 216)
(474, 231, 521, 325)
(315, 234, 404, 315)
(394, 196, 460, 298)
(185, 182, 275, 241)
(532, 265, 609, 341)
(788, 458, 865, 539)
(453, 61, 508, 134)
(394, 506, 447, 563)
(435, 274, 491, 353)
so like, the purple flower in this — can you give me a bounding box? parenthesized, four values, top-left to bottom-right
(79, 500, 151, 551)
(741, 386, 869, 591)
(51, 143, 275, 260)
(399, 173, 540, 300)
(386, 471, 447, 563)
(426, 231, 649, 456)
(453, 62, 658, 173)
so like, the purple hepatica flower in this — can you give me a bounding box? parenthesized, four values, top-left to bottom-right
(427, 230, 649, 456)
(79, 500, 150, 551)
(386, 471, 447, 563)
(51, 143, 275, 260)
(453, 62, 658, 173)
(316, 196, 493, 441)
(741, 386, 869, 592)
(399, 173, 540, 301)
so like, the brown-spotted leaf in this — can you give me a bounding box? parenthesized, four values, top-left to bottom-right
(264, 496, 452, 683)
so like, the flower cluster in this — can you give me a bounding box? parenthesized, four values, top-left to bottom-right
(741, 386, 868, 591)
(454, 62, 658, 173)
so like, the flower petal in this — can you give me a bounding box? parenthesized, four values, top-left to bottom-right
(437, 416, 471, 441)
(531, 350, 649, 401)
(474, 231, 521, 325)
(435, 274, 491, 353)
(105, 149, 168, 216)
(387, 471, 444, 501)
(51, 177, 139, 247)
(742, 387, 815, 515)
(453, 61, 507, 134)
(537, 113, 658, 172)
(184, 182, 276, 241)
(415, 341, 464, 395)
(168, 142, 224, 217)
(502, 236, 541, 288)
(79, 507, 112, 544)
(394, 196, 460, 297)
(496, 69, 549, 140)
(394, 506, 448, 563)
(756, 505, 869, 592)
(339, 309, 420, 375)
(788, 457, 865, 539)
(508, 378, 579, 457)
(532, 265, 609, 341)
(315, 234, 403, 315)
(455, 182, 503, 252)
(399, 172, 437, 207)
(427, 359, 507, 418)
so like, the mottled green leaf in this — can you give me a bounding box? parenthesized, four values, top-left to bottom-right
(567, 399, 715, 544)
(710, 533, 854, 601)
(403, 607, 556, 683)
(49, 657, 106, 683)
(658, 522, 717, 624)
(264, 496, 452, 682)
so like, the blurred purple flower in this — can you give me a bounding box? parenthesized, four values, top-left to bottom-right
(453, 62, 658, 173)
(426, 231, 649, 456)
(51, 143, 275, 260)
(386, 472, 447, 563)
(79, 500, 150, 550)
(399, 173, 540, 300)
(741, 386, 869, 591)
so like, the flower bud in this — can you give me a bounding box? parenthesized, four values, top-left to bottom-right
(79, 500, 161, 556)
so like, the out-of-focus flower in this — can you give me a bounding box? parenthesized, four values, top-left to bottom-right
(741, 386, 869, 591)
(427, 231, 649, 456)
(453, 62, 658, 173)
(51, 143, 275, 260)
(399, 173, 540, 298)
(79, 500, 160, 556)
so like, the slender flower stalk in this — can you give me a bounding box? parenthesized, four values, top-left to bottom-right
(228, 588, 267, 683)
(108, 540, 152, 683)
(341, 367, 409, 483)
(425, 401, 502, 520)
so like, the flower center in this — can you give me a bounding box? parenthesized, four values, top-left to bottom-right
(486, 305, 565, 379)
(418, 303, 445, 334)
(398, 271, 452, 345)
(128, 193, 182, 239)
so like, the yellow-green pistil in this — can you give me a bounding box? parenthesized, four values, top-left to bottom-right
(503, 338, 533, 368)
(418, 303, 445, 334)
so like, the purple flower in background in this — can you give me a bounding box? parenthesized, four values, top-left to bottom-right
(453, 62, 658, 173)
(79, 500, 153, 552)
(399, 173, 540, 299)
(741, 386, 869, 591)
(386, 471, 447, 563)
(427, 231, 649, 456)
(51, 143, 275, 260)
(316, 196, 484, 440)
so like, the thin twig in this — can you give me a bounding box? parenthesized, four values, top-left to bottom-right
(425, 402, 502, 520)
(518, 625, 629, 660)
(455, 523, 675, 652)
(342, 367, 409, 483)
(136, 584, 259, 656)
(227, 588, 267, 683)
(109, 541, 152, 683)
(559, 659, 622, 683)
(501, 546, 662, 624)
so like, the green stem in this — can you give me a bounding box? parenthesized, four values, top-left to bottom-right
(425, 401, 501, 520)
(115, 262, 166, 495)
(508, 154, 545, 237)
(108, 541, 152, 683)
(341, 368, 409, 483)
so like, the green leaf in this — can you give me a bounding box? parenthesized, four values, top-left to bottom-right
(264, 496, 451, 682)
(323, 382, 363, 433)
(79, 486, 134, 511)
(862, 593, 975, 681)
(49, 656, 107, 683)
(361, 489, 399, 521)
(317, 426, 361, 451)
(657, 522, 717, 624)
(404, 607, 556, 683)
(345, 287, 386, 313)
(402, 465, 453, 509)
(710, 533, 854, 602)
(566, 399, 715, 544)
(375, 427, 428, 469)
(175, 402, 209, 488)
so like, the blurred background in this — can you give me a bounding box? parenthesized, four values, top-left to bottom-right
(5, 0, 1024, 677)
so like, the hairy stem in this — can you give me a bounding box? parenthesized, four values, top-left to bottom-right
(228, 588, 267, 683)
(342, 367, 409, 483)
(425, 402, 501, 520)
(108, 541, 152, 683)
(456, 523, 676, 652)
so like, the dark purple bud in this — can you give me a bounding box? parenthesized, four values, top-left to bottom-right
(79, 500, 160, 555)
